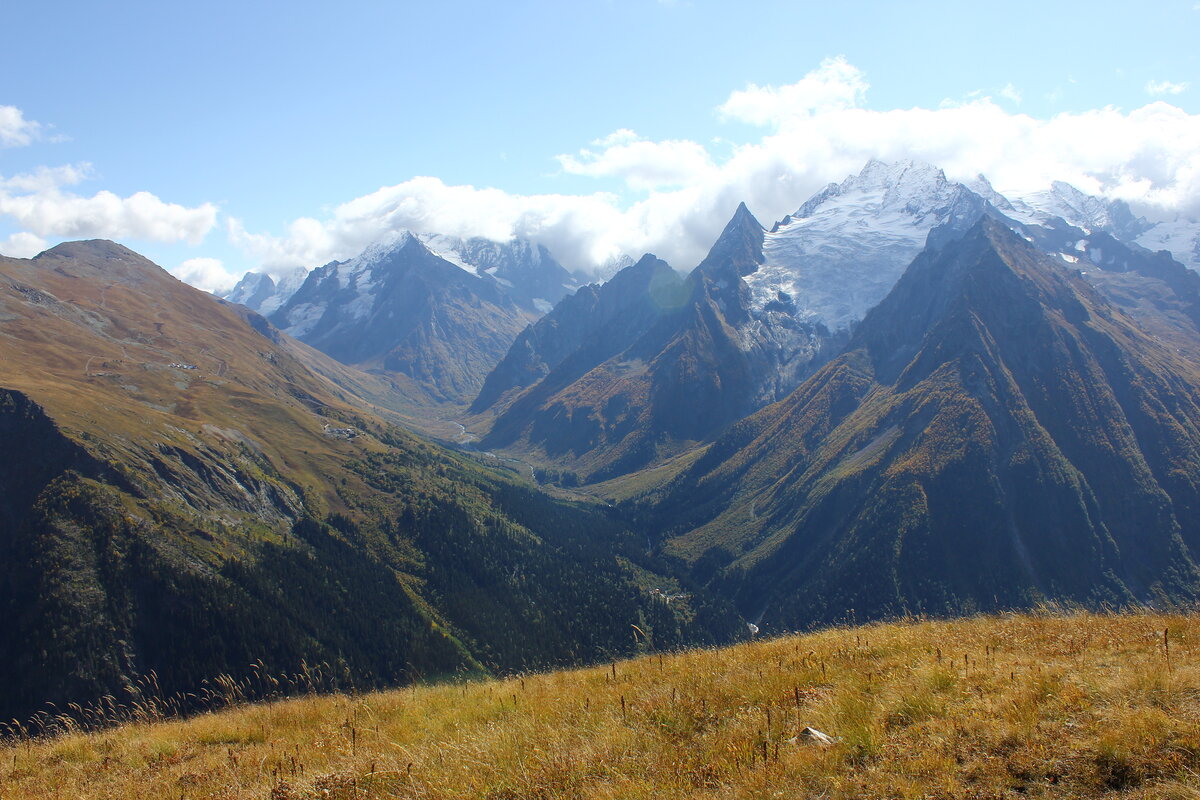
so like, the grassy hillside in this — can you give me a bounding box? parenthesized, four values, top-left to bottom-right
(4, 612, 1198, 799)
(0, 241, 738, 723)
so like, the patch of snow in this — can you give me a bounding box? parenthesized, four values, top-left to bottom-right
(282, 302, 326, 338)
(753, 159, 981, 333)
(418, 232, 478, 274)
(223, 265, 309, 316)
(1136, 217, 1200, 272)
(344, 276, 378, 320)
(597, 253, 636, 281)
(532, 298, 553, 314)
(1059, 253, 1078, 264)
(259, 266, 309, 315)
(1007, 183, 1115, 233)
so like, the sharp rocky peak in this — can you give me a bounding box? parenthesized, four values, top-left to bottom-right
(695, 202, 765, 279)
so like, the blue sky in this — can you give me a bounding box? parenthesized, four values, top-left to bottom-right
(1, 0, 1197, 289)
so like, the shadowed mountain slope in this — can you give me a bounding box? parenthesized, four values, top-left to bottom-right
(649, 218, 1200, 628)
(472, 225, 782, 481)
(271, 234, 538, 406)
(471, 163, 994, 482)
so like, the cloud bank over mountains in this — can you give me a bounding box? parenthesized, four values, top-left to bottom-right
(1, 58, 1198, 290)
(233, 58, 1199, 282)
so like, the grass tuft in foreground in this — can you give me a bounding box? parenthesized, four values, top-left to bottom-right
(4, 612, 1200, 799)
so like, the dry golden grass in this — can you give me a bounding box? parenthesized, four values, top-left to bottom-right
(5, 612, 1200, 799)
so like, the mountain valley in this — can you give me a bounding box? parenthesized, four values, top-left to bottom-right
(0, 241, 736, 723)
(6, 159, 1200, 726)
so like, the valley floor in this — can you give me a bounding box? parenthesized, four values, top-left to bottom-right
(4, 612, 1199, 799)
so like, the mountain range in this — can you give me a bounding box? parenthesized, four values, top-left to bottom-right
(466, 161, 1200, 484)
(648, 217, 1200, 627)
(226, 233, 580, 410)
(6, 157, 1200, 722)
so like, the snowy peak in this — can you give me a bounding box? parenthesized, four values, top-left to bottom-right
(416, 233, 581, 312)
(751, 159, 984, 333)
(1003, 181, 1200, 270)
(853, 157, 948, 197)
(597, 253, 636, 281)
(268, 231, 537, 405)
(224, 271, 275, 308)
(1007, 182, 1149, 241)
(222, 266, 307, 316)
(964, 174, 1013, 210)
(792, 159, 953, 220)
(227, 231, 579, 319)
(280, 232, 434, 335)
(335, 230, 424, 285)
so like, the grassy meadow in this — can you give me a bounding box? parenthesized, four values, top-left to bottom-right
(3, 612, 1199, 799)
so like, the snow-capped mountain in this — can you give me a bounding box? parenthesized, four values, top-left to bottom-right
(415, 233, 581, 314)
(472, 161, 1003, 476)
(270, 232, 539, 406)
(983, 180, 1199, 273)
(223, 266, 308, 316)
(1002, 181, 1151, 241)
(225, 233, 580, 319)
(1132, 217, 1200, 273)
(472, 158, 1200, 481)
(653, 216, 1200, 628)
(749, 159, 987, 334)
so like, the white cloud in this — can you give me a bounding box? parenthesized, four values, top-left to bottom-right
(0, 106, 44, 148)
(0, 163, 92, 193)
(0, 231, 49, 258)
(718, 56, 869, 124)
(556, 130, 716, 190)
(228, 179, 636, 276)
(172, 257, 236, 294)
(0, 108, 216, 260)
(228, 58, 1200, 278)
(1000, 83, 1023, 105)
(0, 163, 218, 245)
(593, 129, 641, 148)
(1146, 79, 1189, 96)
